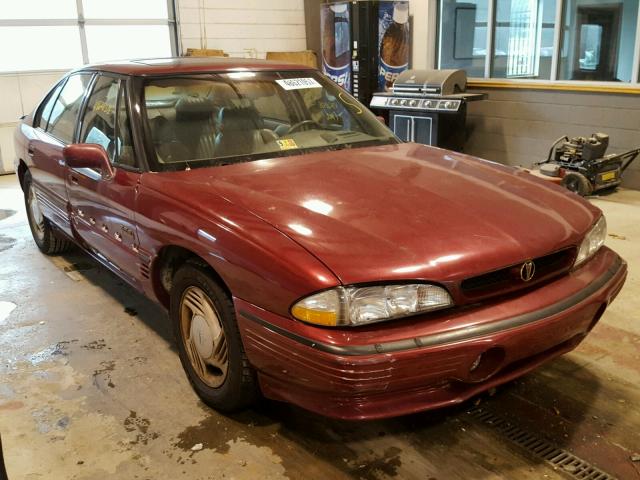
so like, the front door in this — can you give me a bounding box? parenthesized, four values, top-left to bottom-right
(66, 75, 142, 286)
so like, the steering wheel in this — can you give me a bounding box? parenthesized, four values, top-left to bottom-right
(286, 120, 322, 134)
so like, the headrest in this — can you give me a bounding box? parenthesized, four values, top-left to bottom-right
(216, 106, 260, 132)
(175, 97, 216, 121)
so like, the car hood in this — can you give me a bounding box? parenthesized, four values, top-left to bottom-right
(172, 143, 599, 284)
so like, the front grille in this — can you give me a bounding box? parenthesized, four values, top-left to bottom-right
(460, 247, 576, 299)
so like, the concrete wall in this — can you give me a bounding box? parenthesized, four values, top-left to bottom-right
(0, 71, 66, 174)
(465, 87, 640, 189)
(177, 0, 307, 58)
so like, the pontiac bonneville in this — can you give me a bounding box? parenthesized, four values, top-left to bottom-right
(14, 58, 627, 419)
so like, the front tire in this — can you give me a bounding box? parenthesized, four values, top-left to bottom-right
(24, 172, 72, 255)
(170, 262, 258, 412)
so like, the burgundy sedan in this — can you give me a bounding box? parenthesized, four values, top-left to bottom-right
(14, 58, 626, 420)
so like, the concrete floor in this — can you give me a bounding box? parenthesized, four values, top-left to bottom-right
(0, 172, 639, 480)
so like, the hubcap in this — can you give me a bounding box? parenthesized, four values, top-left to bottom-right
(179, 286, 228, 388)
(28, 186, 45, 241)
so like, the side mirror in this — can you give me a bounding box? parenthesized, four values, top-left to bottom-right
(63, 144, 114, 179)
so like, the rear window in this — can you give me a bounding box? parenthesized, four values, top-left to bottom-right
(36, 81, 65, 130)
(46, 73, 93, 143)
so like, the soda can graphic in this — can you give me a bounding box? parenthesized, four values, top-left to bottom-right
(378, 1, 410, 91)
(321, 2, 352, 91)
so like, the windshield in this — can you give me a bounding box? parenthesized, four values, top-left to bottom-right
(142, 70, 398, 170)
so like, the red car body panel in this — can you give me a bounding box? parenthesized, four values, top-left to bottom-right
(79, 57, 315, 76)
(13, 58, 627, 419)
(149, 142, 599, 289)
(235, 247, 626, 420)
(134, 172, 340, 314)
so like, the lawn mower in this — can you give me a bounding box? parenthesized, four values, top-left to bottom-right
(529, 133, 640, 196)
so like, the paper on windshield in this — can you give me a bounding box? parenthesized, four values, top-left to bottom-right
(275, 78, 322, 90)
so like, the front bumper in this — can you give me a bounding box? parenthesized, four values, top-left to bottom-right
(235, 247, 627, 420)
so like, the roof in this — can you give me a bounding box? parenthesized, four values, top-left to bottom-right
(81, 57, 315, 76)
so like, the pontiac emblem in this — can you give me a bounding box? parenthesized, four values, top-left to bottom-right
(520, 261, 536, 282)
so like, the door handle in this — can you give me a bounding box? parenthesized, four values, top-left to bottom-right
(27, 147, 35, 157)
(69, 175, 79, 185)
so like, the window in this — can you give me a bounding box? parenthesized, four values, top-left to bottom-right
(438, 0, 640, 83)
(83, 0, 168, 19)
(439, 0, 489, 77)
(0, 27, 83, 72)
(0, 0, 77, 19)
(84, 25, 172, 64)
(0, 0, 176, 73)
(492, 0, 556, 79)
(80, 76, 137, 167)
(36, 81, 66, 130)
(47, 74, 93, 143)
(558, 0, 639, 82)
(80, 76, 120, 160)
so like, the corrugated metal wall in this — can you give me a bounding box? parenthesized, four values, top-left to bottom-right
(178, 0, 307, 58)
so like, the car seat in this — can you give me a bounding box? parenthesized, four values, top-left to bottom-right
(215, 104, 280, 158)
(174, 97, 218, 160)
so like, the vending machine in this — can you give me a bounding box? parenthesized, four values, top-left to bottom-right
(320, 1, 410, 105)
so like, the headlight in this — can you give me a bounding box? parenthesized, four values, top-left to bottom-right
(575, 216, 607, 267)
(291, 284, 453, 327)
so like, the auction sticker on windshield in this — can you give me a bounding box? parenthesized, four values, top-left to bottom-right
(275, 78, 322, 90)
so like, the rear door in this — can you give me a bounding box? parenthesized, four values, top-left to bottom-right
(27, 73, 94, 236)
(66, 74, 142, 286)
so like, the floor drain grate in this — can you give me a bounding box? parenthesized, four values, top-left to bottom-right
(467, 407, 616, 480)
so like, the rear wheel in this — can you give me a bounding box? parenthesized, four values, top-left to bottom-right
(562, 171, 593, 196)
(170, 262, 258, 412)
(24, 172, 72, 255)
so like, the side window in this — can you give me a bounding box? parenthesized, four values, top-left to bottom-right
(80, 76, 119, 162)
(36, 81, 65, 130)
(47, 73, 93, 143)
(115, 85, 137, 168)
(80, 76, 138, 168)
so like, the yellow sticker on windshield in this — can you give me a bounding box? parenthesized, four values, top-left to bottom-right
(277, 139, 298, 150)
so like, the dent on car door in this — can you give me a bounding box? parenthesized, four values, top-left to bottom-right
(27, 73, 93, 236)
(67, 75, 142, 286)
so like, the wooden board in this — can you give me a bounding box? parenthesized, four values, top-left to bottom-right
(266, 50, 318, 68)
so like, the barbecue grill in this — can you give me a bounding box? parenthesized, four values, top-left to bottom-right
(370, 69, 486, 151)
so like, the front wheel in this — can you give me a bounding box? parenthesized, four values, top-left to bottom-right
(24, 172, 73, 255)
(170, 262, 258, 412)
